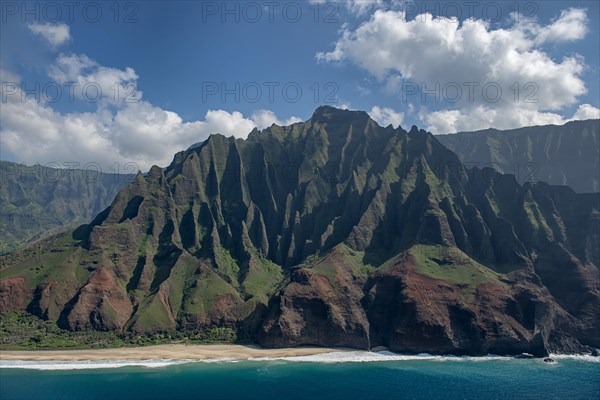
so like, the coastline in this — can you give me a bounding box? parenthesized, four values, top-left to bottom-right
(0, 344, 347, 362)
(2, 350, 597, 400)
(2, 344, 598, 369)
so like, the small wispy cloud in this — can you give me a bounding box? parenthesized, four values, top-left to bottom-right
(27, 22, 71, 47)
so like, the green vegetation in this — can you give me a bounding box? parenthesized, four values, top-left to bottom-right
(130, 295, 175, 333)
(522, 198, 552, 235)
(408, 244, 507, 301)
(215, 247, 241, 286)
(137, 233, 151, 256)
(0, 233, 91, 289)
(305, 260, 338, 285)
(0, 312, 239, 350)
(339, 245, 378, 276)
(188, 269, 239, 315)
(410, 245, 505, 287)
(241, 253, 284, 303)
(302, 244, 377, 287)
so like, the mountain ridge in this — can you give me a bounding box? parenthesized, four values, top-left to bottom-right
(437, 119, 600, 193)
(1, 107, 598, 356)
(0, 161, 134, 255)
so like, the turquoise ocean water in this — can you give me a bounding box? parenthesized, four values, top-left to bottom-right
(1, 353, 599, 400)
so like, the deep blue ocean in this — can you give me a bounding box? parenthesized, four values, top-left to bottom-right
(1, 354, 599, 400)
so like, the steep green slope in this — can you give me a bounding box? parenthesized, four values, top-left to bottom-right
(0, 161, 133, 254)
(437, 120, 600, 193)
(1, 107, 598, 355)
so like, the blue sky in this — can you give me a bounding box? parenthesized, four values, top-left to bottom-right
(1, 1, 599, 171)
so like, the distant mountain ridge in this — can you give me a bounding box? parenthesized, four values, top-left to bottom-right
(437, 120, 600, 193)
(0, 161, 133, 254)
(1, 107, 598, 356)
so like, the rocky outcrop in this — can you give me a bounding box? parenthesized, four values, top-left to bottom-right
(0, 277, 29, 312)
(58, 267, 133, 331)
(258, 247, 370, 349)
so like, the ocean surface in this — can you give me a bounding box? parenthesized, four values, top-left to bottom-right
(1, 352, 598, 400)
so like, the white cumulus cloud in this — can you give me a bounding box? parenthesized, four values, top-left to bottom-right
(317, 8, 596, 132)
(368, 106, 404, 128)
(571, 104, 600, 121)
(1, 69, 303, 171)
(49, 53, 141, 105)
(421, 104, 600, 134)
(251, 109, 302, 129)
(531, 8, 589, 44)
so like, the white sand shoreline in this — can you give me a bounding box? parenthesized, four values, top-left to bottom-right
(0, 344, 347, 362)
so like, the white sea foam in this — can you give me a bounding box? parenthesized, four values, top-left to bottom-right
(549, 354, 600, 363)
(0, 353, 506, 370)
(0, 358, 237, 370)
(249, 351, 512, 364)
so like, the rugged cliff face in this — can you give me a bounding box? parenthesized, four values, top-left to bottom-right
(0, 161, 133, 254)
(437, 120, 600, 193)
(1, 107, 598, 355)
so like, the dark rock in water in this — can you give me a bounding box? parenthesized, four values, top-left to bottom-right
(591, 349, 600, 357)
(543, 357, 556, 364)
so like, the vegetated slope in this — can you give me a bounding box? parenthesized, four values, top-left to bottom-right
(0, 161, 133, 254)
(437, 120, 600, 193)
(1, 107, 598, 356)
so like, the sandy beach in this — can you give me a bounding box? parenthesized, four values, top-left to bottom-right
(0, 344, 346, 362)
